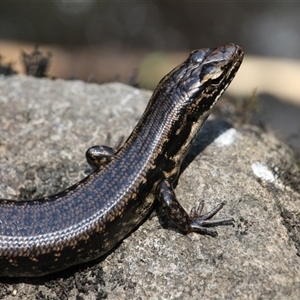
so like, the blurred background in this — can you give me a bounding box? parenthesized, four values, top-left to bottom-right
(0, 1, 299, 151)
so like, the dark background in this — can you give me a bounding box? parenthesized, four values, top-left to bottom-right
(0, 2, 299, 58)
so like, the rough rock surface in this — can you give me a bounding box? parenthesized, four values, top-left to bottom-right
(0, 75, 299, 300)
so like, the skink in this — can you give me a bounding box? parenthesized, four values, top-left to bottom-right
(0, 44, 243, 277)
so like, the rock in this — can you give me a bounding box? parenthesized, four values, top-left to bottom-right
(0, 75, 299, 299)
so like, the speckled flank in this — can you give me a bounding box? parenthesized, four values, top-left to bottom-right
(0, 44, 243, 277)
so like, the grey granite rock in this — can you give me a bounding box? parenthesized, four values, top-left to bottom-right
(0, 75, 299, 300)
